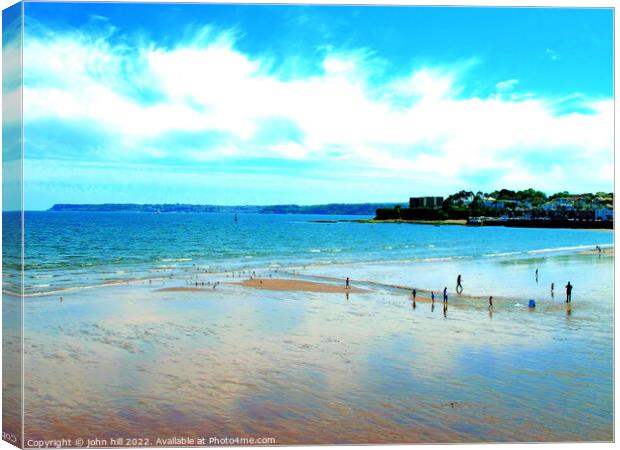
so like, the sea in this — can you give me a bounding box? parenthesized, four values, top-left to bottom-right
(2, 211, 614, 296)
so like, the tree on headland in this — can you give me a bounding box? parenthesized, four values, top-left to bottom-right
(375, 188, 612, 222)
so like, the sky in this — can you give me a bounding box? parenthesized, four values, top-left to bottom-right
(7, 3, 615, 209)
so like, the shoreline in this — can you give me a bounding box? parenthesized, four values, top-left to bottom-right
(9, 243, 613, 299)
(359, 218, 614, 230)
(357, 219, 467, 225)
(233, 277, 504, 306)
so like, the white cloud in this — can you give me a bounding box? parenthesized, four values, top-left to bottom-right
(22, 24, 613, 194)
(495, 78, 519, 92)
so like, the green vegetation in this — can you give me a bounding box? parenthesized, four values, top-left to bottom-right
(375, 189, 614, 222)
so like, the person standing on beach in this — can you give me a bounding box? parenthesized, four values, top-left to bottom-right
(443, 287, 448, 304)
(412, 289, 417, 301)
(535, 268, 539, 282)
(551, 283, 554, 296)
(431, 291, 435, 303)
(456, 274, 463, 293)
(489, 296, 493, 308)
(345, 277, 350, 289)
(565, 281, 573, 303)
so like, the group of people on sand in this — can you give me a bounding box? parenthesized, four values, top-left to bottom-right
(409, 281, 451, 317)
(344, 269, 576, 312)
(539, 268, 573, 303)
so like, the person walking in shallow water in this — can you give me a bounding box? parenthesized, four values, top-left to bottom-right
(565, 281, 573, 303)
(535, 268, 539, 283)
(443, 287, 448, 304)
(345, 277, 350, 289)
(456, 274, 463, 293)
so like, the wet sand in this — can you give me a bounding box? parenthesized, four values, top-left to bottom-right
(156, 287, 212, 292)
(236, 278, 367, 293)
(579, 248, 614, 255)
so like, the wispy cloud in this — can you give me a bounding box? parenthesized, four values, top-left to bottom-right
(495, 79, 519, 92)
(545, 48, 560, 61)
(21, 19, 613, 201)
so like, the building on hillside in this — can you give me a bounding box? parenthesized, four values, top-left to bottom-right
(482, 198, 506, 209)
(595, 207, 614, 221)
(409, 196, 444, 209)
(542, 198, 575, 211)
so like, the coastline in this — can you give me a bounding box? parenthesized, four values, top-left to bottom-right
(9, 243, 614, 299)
(358, 218, 467, 225)
(359, 218, 614, 230)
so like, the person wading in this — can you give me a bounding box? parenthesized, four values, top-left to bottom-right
(565, 281, 573, 303)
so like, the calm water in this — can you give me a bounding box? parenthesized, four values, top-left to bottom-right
(2, 211, 614, 443)
(2, 211, 613, 295)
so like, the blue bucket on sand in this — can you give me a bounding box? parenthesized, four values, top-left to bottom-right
(528, 299, 536, 308)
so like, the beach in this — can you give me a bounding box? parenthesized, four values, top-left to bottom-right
(3, 212, 612, 444)
(14, 249, 612, 443)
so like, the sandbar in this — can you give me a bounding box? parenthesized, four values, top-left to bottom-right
(237, 278, 367, 293)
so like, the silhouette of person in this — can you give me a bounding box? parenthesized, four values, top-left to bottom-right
(565, 281, 573, 303)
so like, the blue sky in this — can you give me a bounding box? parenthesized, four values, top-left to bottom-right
(14, 3, 614, 209)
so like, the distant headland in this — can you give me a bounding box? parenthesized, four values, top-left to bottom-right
(47, 202, 402, 216)
(46, 188, 614, 229)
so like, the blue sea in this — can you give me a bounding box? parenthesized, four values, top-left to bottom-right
(1, 211, 613, 296)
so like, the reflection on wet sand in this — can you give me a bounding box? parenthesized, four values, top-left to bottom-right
(21, 252, 613, 444)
